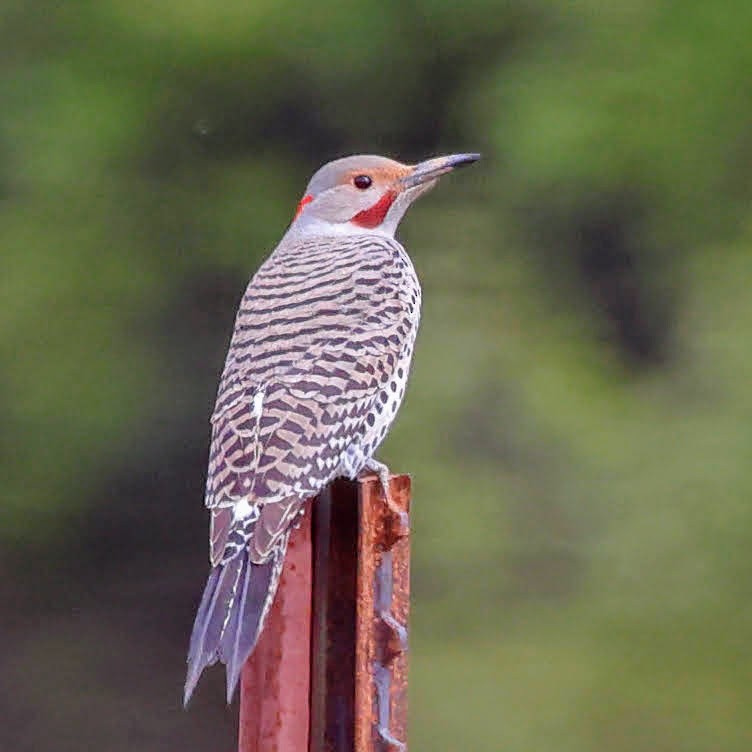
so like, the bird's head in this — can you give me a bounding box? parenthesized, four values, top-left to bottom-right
(287, 153, 480, 238)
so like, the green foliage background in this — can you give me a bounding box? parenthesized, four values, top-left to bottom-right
(2, 1, 752, 749)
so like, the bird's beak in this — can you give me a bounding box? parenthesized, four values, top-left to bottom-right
(400, 153, 481, 189)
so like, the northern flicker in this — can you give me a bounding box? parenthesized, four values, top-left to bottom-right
(184, 152, 480, 704)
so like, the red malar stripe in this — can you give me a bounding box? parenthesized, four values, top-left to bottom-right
(351, 191, 396, 229)
(294, 194, 314, 220)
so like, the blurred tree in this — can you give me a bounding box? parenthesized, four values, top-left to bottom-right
(2, 1, 752, 750)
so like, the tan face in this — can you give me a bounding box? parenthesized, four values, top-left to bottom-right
(291, 153, 480, 236)
(341, 162, 413, 190)
(295, 156, 411, 226)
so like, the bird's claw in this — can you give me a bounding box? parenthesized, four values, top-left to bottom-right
(359, 459, 409, 544)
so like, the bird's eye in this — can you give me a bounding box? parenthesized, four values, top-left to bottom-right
(353, 174, 372, 190)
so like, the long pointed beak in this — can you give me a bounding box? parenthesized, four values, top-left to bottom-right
(400, 152, 481, 189)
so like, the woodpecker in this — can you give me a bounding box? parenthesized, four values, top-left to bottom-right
(184, 152, 480, 704)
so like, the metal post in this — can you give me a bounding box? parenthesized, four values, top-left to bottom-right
(238, 475, 411, 752)
(310, 475, 411, 752)
(238, 500, 313, 752)
(355, 474, 410, 752)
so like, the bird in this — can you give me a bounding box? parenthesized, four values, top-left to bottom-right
(184, 152, 480, 705)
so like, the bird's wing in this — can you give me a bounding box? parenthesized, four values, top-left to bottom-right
(204, 235, 419, 566)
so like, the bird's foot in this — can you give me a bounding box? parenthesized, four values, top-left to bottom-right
(359, 459, 409, 542)
(359, 458, 392, 501)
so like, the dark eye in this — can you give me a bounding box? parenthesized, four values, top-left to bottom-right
(353, 174, 372, 190)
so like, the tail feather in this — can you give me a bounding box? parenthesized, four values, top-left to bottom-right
(186, 564, 222, 669)
(184, 547, 284, 706)
(220, 554, 277, 703)
(184, 556, 242, 705)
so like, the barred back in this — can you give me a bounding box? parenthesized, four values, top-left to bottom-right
(206, 233, 421, 566)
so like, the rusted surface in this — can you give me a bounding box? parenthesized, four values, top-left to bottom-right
(239, 476, 411, 752)
(309, 474, 411, 752)
(238, 500, 313, 752)
(355, 474, 411, 752)
(310, 480, 359, 752)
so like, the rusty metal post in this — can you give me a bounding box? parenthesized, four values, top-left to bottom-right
(310, 474, 411, 752)
(238, 475, 411, 752)
(238, 500, 313, 752)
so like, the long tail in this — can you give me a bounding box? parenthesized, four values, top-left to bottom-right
(184, 546, 284, 705)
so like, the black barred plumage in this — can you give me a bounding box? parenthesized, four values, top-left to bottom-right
(185, 152, 479, 705)
(186, 234, 420, 704)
